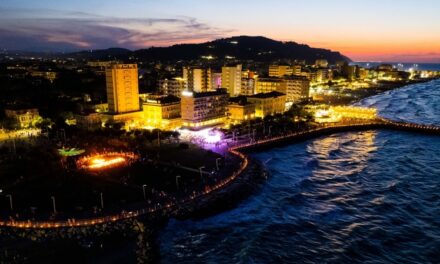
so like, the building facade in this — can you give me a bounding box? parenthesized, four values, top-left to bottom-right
(240, 77, 255, 96)
(282, 76, 310, 103)
(4, 108, 40, 128)
(183, 67, 212, 92)
(255, 77, 283, 94)
(228, 102, 255, 123)
(158, 77, 186, 97)
(222, 65, 242, 96)
(247, 91, 286, 118)
(269, 65, 302, 77)
(106, 64, 140, 114)
(181, 89, 229, 129)
(143, 95, 181, 130)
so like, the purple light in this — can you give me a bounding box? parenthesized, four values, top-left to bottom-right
(200, 129, 222, 144)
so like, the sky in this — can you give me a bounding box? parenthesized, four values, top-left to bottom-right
(0, 0, 439, 63)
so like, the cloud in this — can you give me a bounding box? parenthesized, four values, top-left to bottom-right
(0, 8, 233, 51)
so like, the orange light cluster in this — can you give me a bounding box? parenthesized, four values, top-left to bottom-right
(77, 152, 138, 171)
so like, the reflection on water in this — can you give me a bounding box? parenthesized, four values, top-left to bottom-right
(159, 80, 440, 263)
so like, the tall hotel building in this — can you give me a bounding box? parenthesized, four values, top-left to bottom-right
(181, 88, 229, 129)
(106, 64, 140, 113)
(222, 64, 242, 95)
(183, 67, 212, 92)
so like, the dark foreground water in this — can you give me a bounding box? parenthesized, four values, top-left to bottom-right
(160, 79, 440, 263)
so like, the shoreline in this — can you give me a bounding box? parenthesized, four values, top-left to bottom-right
(314, 77, 439, 105)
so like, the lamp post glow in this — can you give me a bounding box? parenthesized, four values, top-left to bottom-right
(6, 194, 12, 210)
(100, 192, 104, 209)
(51, 196, 57, 214)
(199, 166, 205, 181)
(142, 184, 147, 201)
(216, 158, 221, 171)
(176, 175, 181, 190)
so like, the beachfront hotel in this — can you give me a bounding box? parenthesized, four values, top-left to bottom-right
(180, 88, 229, 129)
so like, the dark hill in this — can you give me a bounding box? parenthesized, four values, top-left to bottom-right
(68, 36, 350, 63)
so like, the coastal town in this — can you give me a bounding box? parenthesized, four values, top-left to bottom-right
(1, 40, 439, 261)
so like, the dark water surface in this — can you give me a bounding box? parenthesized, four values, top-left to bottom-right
(160, 79, 440, 263)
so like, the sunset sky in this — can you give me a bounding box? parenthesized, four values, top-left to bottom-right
(0, 0, 439, 62)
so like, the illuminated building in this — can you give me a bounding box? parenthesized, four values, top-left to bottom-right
(247, 91, 286, 118)
(106, 64, 140, 114)
(181, 88, 229, 129)
(228, 97, 256, 122)
(4, 107, 40, 128)
(377, 64, 394, 71)
(158, 77, 186, 97)
(269, 65, 302, 77)
(316, 68, 333, 82)
(29, 71, 57, 82)
(255, 77, 283, 94)
(87, 61, 118, 75)
(183, 66, 212, 92)
(211, 72, 222, 90)
(342, 64, 359, 80)
(222, 65, 242, 95)
(269, 65, 293, 77)
(315, 59, 329, 68)
(282, 76, 310, 103)
(143, 95, 181, 130)
(241, 77, 255, 95)
(358, 68, 369, 79)
(87, 61, 116, 68)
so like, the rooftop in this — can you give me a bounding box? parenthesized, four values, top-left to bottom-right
(248, 91, 286, 99)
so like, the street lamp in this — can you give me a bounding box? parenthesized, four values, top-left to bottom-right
(142, 184, 147, 201)
(199, 166, 205, 181)
(100, 192, 104, 209)
(6, 194, 12, 210)
(51, 196, 57, 214)
(176, 175, 181, 190)
(216, 158, 222, 171)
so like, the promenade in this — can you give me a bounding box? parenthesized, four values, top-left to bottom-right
(1, 117, 439, 229)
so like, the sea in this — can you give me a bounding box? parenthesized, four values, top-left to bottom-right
(159, 65, 440, 263)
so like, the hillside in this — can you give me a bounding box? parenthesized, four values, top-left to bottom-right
(68, 36, 351, 63)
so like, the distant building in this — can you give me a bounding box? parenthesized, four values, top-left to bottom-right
(158, 77, 186, 97)
(106, 64, 140, 114)
(29, 71, 57, 82)
(342, 64, 359, 80)
(316, 68, 333, 83)
(211, 72, 222, 90)
(269, 65, 293, 77)
(315, 59, 329, 68)
(269, 65, 301, 77)
(255, 77, 283, 94)
(282, 76, 310, 103)
(183, 67, 212, 92)
(222, 65, 242, 96)
(377, 64, 394, 71)
(143, 95, 181, 130)
(228, 98, 255, 123)
(181, 89, 229, 129)
(4, 107, 40, 128)
(240, 77, 255, 96)
(87, 61, 117, 68)
(247, 91, 286, 118)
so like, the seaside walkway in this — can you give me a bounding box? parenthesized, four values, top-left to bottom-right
(1, 117, 439, 229)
